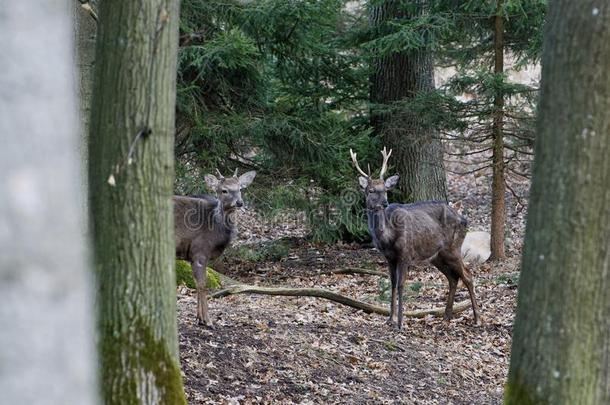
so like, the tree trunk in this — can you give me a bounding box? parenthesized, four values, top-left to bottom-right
(88, 0, 185, 403)
(505, 2, 610, 403)
(74, 0, 98, 230)
(369, 0, 447, 202)
(0, 2, 97, 403)
(490, 0, 506, 260)
(74, 0, 97, 142)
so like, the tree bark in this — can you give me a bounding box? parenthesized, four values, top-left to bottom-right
(0, 2, 97, 403)
(74, 0, 97, 142)
(505, 2, 610, 403)
(369, 0, 447, 202)
(74, 0, 98, 230)
(490, 0, 506, 260)
(88, 0, 185, 403)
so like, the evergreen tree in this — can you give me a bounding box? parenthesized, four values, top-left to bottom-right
(368, 0, 448, 202)
(89, 0, 186, 402)
(176, 0, 374, 242)
(434, 0, 546, 259)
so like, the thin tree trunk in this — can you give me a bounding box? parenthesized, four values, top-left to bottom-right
(89, 0, 185, 403)
(74, 0, 98, 230)
(369, 0, 447, 202)
(505, 2, 610, 403)
(0, 2, 97, 403)
(490, 0, 506, 260)
(74, 0, 97, 142)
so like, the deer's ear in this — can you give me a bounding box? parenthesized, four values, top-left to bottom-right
(384, 175, 399, 190)
(238, 171, 256, 188)
(204, 174, 220, 190)
(358, 176, 369, 190)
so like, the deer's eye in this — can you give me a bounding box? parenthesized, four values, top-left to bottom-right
(221, 189, 228, 194)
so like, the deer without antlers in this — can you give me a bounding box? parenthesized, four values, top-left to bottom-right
(174, 168, 256, 326)
(350, 148, 480, 329)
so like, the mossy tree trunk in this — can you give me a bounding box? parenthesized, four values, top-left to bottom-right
(369, 0, 447, 202)
(88, 0, 185, 403)
(490, 0, 506, 260)
(505, 1, 610, 403)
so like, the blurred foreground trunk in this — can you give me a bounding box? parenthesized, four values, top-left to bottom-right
(0, 2, 97, 403)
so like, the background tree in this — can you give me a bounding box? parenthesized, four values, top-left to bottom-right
(74, 0, 98, 142)
(506, 1, 610, 402)
(434, 0, 546, 259)
(0, 1, 97, 403)
(367, 0, 448, 201)
(176, 0, 374, 242)
(88, 0, 186, 402)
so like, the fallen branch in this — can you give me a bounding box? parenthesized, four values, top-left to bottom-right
(321, 268, 387, 277)
(210, 283, 471, 318)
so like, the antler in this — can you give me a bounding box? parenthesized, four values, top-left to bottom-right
(215, 169, 225, 179)
(379, 146, 392, 180)
(349, 149, 370, 178)
(379, 146, 393, 179)
(233, 168, 239, 177)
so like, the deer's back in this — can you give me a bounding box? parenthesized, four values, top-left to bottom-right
(173, 195, 233, 261)
(383, 201, 467, 263)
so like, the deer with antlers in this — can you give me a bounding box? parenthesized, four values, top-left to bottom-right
(350, 147, 480, 329)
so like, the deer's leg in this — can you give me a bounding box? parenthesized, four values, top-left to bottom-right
(444, 252, 481, 325)
(444, 274, 459, 321)
(432, 258, 458, 320)
(192, 255, 212, 327)
(460, 264, 481, 325)
(386, 261, 398, 326)
(396, 263, 408, 330)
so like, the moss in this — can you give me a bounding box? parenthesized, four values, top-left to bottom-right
(175, 260, 195, 288)
(504, 376, 547, 405)
(175, 260, 221, 289)
(206, 268, 221, 289)
(99, 317, 187, 404)
(227, 239, 291, 263)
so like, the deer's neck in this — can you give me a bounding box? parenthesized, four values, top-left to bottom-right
(213, 204, 237, 241)
(367, 209, 391, 249)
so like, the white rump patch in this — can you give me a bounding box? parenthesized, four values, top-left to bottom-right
(461, 231, 491, 264)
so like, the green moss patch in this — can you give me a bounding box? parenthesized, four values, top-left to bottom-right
(175, 260, 222, 290)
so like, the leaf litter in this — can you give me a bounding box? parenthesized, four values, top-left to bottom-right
(178, 162, 530, 404)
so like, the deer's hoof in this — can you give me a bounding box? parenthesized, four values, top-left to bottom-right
(197, 318, 215, 329)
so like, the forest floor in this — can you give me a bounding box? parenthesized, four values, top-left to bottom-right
(177, 168, 530, 404)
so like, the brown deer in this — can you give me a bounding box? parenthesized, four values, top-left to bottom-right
(174, 169, 256, 326)
(349, 148, 480, 329)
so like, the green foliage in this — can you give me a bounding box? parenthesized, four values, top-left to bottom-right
(175, 260, 221, 289)
(175, 0, 546, 243)
(377, 277, 391, 303)
(177, 0, 374, 242)
(229, 239, 291, 263)
(410, 281, 423, 293)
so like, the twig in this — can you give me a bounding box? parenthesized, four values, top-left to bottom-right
(321, 268, 387, 277)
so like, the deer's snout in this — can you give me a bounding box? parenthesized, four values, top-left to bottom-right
(236, 200, 244, 208)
